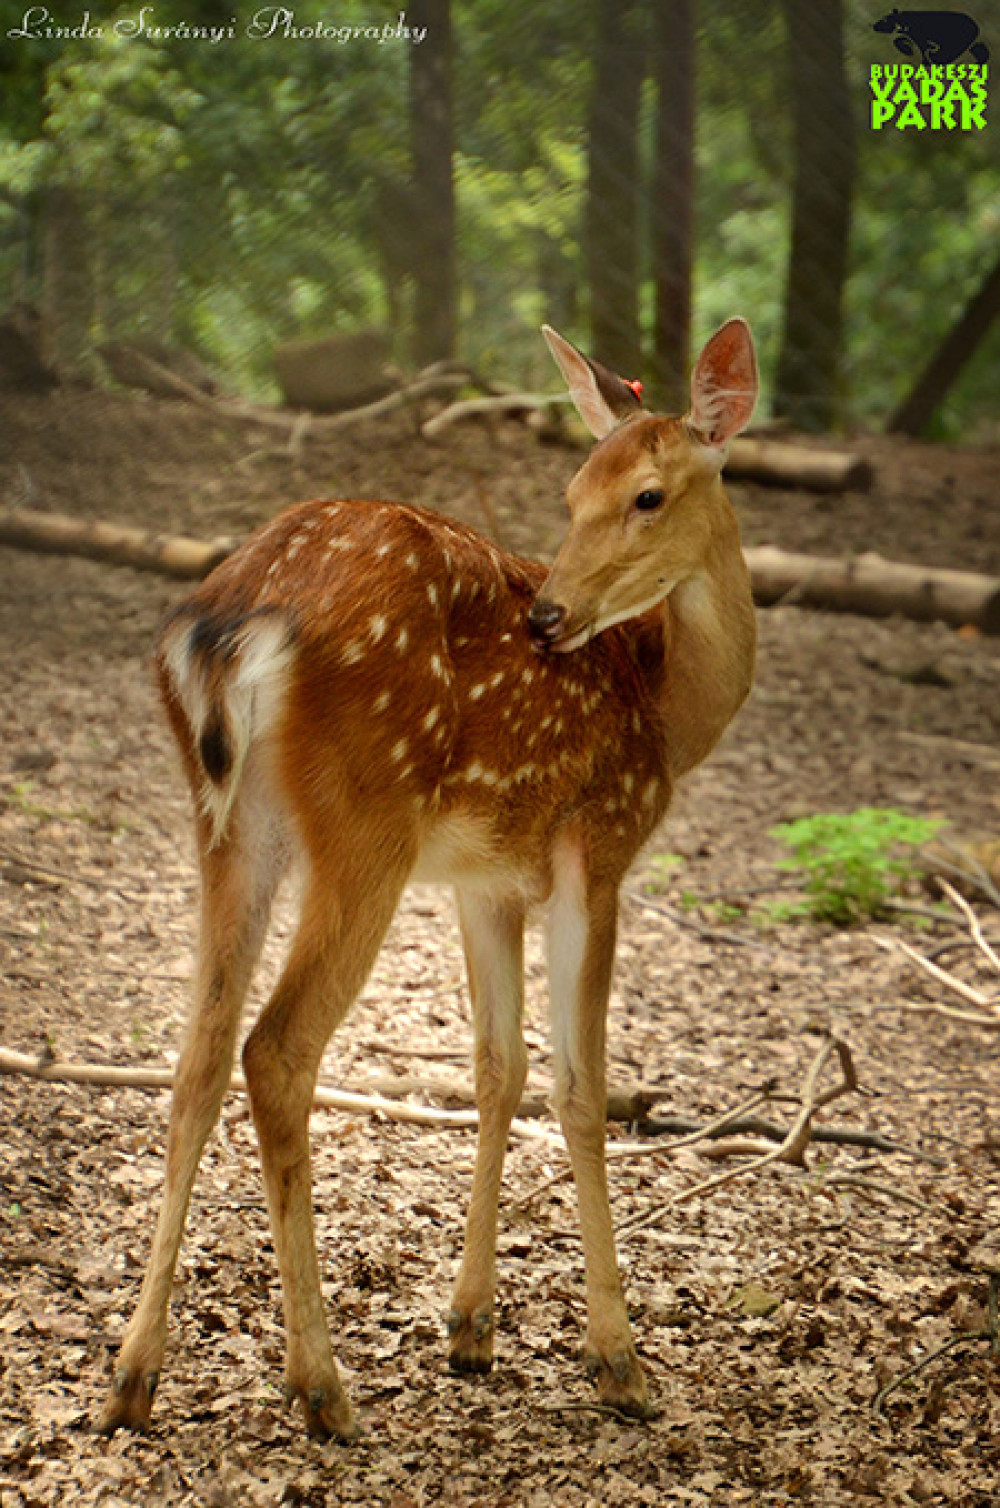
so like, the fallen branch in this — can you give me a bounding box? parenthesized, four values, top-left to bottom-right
(936, 877, 1000, 977)
(819, 1173, 936, 1213)
(549, 406, 870, 492)
(872, 933, 1000, 1015)
(626, 889, 771, 951)
(0, 1046, 655, 1137)
(100, 347, 471, 436)
(421, 391, 570, 440)
(642, 1112, 944, 1165)
(619, 1036, 859, 1232)
(0, 509, 235, 581)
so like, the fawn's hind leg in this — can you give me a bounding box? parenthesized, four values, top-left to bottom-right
(241, 832, 414, 1441)
(100, 820, 284, 1432)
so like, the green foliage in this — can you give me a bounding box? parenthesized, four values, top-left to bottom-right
(770, 808, 942, 926)
(643, 851, 685, 892)
(1, 0, 999, 423)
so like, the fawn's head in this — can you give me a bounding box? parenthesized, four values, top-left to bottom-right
(528, 320, 758, 652)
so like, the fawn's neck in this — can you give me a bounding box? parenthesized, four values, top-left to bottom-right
(653, 495, 756, 778)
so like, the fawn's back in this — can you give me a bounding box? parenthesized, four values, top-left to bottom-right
(157, 496, 674, 898)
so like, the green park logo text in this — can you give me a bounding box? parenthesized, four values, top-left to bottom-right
(870, 62, 988, 130)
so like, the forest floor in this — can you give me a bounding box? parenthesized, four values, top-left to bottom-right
(0, 386, 999, 1507)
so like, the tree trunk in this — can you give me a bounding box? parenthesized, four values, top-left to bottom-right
(42, 184, 94, 375)
(887, 252, 1000, 436)
(651, 0, 696, 412)
(774, 0, 855, 431)
(584, 0, 645, 377)
(409, 0, 457, 365)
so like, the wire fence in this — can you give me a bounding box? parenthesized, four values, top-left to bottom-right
(1, 0, 999, 433)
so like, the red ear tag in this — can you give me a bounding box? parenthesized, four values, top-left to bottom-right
(624, 378, 643, 402)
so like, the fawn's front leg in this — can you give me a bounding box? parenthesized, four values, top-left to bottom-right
(546, 837, 651, 1418)
(448, 889, 528, 1374)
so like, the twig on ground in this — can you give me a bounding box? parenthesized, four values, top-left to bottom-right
(642, 1112, 946, 1166)
(819, 1174, 937, 1213)
(538, 1398, 667, 1423)
(873, 1331, 993, 1418)
(930, 837, 1000, 911)
(936, 877, 1000, 976)
(619, 1037, 859, 1234)
(626, 889, 772, 951)
(877, 997, 1000, 1029)
(420, 391, 570, 441)
(871, 933, 999, 1013)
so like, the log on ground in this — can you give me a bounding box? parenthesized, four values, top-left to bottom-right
(3, 509, 999, 635)
(0, 509, 234, 580)
(746, 545, 1000, 634)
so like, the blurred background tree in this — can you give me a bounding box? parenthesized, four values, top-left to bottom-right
(1, 0, 998, 434)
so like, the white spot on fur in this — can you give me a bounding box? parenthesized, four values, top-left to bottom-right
(422, 706, 441, 732)
(427, 582, 439, 608)
(374, 690, 391, 713)
(369, 614, 387, 644)
(469, 683, 486, 701)
(396, 627, 409, 653)
(341, 642, 363, 666)
(391, 738, 409, 763)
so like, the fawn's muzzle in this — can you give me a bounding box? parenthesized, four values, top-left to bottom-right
(527, 596, 567, 647)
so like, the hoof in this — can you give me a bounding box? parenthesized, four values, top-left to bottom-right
(96, 1367, 158, 1434)
(447, 1307, 494, 1375)
(285, 1380, 358, 1443)
(584, 1345, 654, 1420)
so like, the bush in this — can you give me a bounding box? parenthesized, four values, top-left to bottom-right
(769, 807, 941, 925)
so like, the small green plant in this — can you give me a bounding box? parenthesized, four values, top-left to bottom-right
(769, 807, 941, 925)
(644, 851, 685, 892)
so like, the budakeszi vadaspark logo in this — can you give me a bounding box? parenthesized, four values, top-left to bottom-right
(870, 9, 989, 130)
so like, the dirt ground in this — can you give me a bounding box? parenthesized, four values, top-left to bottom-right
(1, 386, 999, 1507)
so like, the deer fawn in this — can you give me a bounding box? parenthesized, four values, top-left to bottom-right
(99, 318, 758, 1439)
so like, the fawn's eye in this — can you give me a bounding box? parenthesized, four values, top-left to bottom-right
(634, 488, 665, 513)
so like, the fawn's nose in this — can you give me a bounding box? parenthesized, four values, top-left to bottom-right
(527, 597, 567, 646)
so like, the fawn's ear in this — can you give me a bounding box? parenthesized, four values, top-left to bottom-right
(542, 325, 643, 440)
(688, 318, 758, 453)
